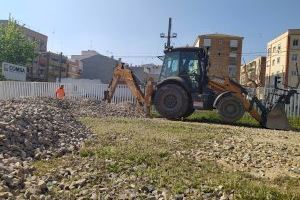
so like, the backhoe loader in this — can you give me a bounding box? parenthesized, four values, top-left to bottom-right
(104, 47, 296, 130)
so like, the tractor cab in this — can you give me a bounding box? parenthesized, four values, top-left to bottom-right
(154, 47, 214, 119)
(159, 47, 209, 94)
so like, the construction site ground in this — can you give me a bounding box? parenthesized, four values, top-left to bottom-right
(35, 115, 300, 200)
(1, 99, 300, 200)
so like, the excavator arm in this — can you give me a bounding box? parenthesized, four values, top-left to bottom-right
(104, 63, 154, 116)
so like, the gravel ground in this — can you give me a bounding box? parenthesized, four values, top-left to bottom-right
(0, 97, 300, 199)
(192, 123, 300, 179)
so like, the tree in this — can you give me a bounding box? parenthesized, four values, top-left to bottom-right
(0, 74, 5, 81)
(0, 18, 37, 67)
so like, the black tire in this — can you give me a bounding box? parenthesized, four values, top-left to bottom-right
(154, 84, 190, 119)
(216, 95, 245, 123)
(182, 102, 195, 118)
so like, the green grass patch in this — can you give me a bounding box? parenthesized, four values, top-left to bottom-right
(77, 117, 300, 199)
(184, 110, 300, 130)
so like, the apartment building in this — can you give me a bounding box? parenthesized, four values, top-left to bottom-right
(266, 29, 300, 88)
(30, 52, 68, 82)
(240, 56, 266, 87)
(0, 20, 48, 52)
(67, 59, 83, 79)
(0, 19, 49, 81)
(194, 34, 243, 82)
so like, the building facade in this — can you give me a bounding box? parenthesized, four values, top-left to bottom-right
(0, 19, 49, 81)
(194, 34, 243, 82)
(240, 56, 266, 87)
(142, 64, 162, 82)
(29, 52, 68, 82)
(0, 20, 48, 53)
(71, 51, 118, 84)
(266, 29, 300, 88)
(67, 59, 83, 79)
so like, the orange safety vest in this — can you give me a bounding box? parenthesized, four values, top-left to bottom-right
(56, 88, 65, 100)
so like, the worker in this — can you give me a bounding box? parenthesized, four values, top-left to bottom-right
(56, 85, 65, 100)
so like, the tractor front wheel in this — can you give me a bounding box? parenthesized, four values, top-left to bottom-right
(154, 84, 190, 119)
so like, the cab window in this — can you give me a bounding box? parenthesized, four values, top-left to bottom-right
(180, 51, 199, 76)
(180, 51, 200, 90)
(160, 52, 180, 79)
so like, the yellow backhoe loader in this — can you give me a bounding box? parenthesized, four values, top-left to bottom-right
(104, 47, 296, 130)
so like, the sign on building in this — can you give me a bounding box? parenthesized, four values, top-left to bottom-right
(1, 62, 27, 81)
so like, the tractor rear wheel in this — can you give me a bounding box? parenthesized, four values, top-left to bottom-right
(216, 95, 245, 123)
(154, 84, 190, 119)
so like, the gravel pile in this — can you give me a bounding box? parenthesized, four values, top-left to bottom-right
(0, 98, 94, 199)
(67, 99, 146, 118)
(0, 97, 145, 199)
(19, 97, 146, 118)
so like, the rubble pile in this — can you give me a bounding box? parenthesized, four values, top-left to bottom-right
(0, 98, 94, 198)
(18, 97, 146, 118)
(0, 98, 92, 159)
(67, 99, 146, 118)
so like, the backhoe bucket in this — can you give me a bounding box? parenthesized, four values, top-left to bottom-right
(265, 102, 290, 130)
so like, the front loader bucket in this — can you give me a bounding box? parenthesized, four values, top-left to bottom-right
(265, 102, 290, 130)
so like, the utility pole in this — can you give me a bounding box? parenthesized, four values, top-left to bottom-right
(59, 52, 62, 83)
(160, 17, 177, 50)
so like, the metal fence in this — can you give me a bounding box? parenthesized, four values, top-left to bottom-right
(0, 81, 300, 117)
(0, 81, 136, 104)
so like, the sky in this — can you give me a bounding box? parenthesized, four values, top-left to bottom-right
(1, 0, 300, 65)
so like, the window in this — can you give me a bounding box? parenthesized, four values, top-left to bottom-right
(160, 52, 180, 79)
(219, 40, 223, 45)
(273, 47, 276, 52)
(180, 51, 200, 89)
(293, 39, 299, 46)
(228, 65, 237, 78)
(277, 57, 280, 64)
(268, 48, 271, 56)
(204, 39, 211, 47)
(229, 52, 237, 57)
(230, 40, 238, 48)
(292, 71, 297, 76)
(278, 44, 281, 52)
(292, 54, 298, 61)
(272, 59, 275, 66)
(229, 57, 237, 65)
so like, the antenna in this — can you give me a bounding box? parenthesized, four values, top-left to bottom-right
(160, 17, 177, 50)
(90, 40, 93, 50)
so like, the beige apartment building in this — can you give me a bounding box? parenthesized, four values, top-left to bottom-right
(194, 34, 243, 82)
(266, 29, 300, 88)
(240, 56, 266, 87)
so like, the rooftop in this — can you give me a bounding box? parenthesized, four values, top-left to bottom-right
(0, 20, 48, 39)
(197, 33, 244, 39)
